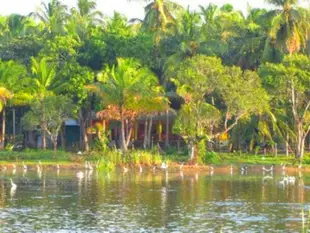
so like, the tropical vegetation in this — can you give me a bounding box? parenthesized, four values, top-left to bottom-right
(0, 0, 310, 164)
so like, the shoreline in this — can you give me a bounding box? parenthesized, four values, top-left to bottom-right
(0, 161, 309, 173)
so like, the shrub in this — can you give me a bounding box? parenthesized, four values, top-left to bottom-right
(202, 151, 218, 164)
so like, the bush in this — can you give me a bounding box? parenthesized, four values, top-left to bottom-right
(202, 151, 218, 164)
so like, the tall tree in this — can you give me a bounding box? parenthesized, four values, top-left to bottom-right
(172, 55, 268, 160)
(27, 57, 67, 149)
(0, 60, 27, 148)
(265, 0, 310, 54)
(88, 58, 162, 152)
(260, 54, 310, 160)
(33, 0, 68, 36)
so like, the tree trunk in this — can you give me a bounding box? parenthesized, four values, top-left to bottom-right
(165, 109, 170, 148)
(79, 109, 89, 152)
(286, 133, 289, 157)
(42, 130, 46, 150)
(119, 107, 127, 152)
(143, 118, 148, 149)
(41, 100, 47, 150)
(295, 122, 306, 160)
(188, 142, 197, 161)
(1, 108, 5, 149)
(60, 124, 66, 150)
(12, 108, 16, 140)
(52, 137, 57, 152)
(147, 116, 153, 148)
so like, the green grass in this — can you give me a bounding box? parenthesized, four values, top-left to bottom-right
(216, 152, 298, 165)
(0, 149, 72, 164)
(0, 149, 308, 167)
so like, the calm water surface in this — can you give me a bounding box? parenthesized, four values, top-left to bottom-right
(0, 166, 310, 232)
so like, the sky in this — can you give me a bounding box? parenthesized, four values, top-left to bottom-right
(0, 0, 308, 19)
(0, 0, 272, 18)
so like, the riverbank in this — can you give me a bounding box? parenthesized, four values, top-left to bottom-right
(0, 150, 308, 169)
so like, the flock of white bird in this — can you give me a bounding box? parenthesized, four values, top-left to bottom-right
(2, 160, 304, 192)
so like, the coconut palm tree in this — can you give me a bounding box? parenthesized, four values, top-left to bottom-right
(88, 58, 161, 152)
(0, 61, 27, 148)
(68, 0, 103, 39)
(33, 0, 68, 36)
(27, 57, 67, 149)
(130, 0, 183, 33)
(265, 0, 310, 54)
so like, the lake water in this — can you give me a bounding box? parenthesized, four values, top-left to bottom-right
(0, 166, 310, 232)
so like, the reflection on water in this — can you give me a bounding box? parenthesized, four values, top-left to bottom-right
(0, 167, 310, 232)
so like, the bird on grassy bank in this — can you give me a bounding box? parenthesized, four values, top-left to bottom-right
(230, 164, 233, 175)
(180, 162, 184, 170)
(56, 164, 60, 170)
(298, 163, 302, 169)
(2, 166, 7, 171)
(139, 164, 143, 173)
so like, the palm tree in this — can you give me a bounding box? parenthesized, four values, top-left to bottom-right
(0, 61, 26, 148)
(130, 0, 183, 32)
(88, 58, 160, 152)
(165, 9, 202, 66)
(68, 0, 103, 39)
(265, 0, 310, 54)
(33, 0, 68, 36)
(230, 7, 269, 69)
(28, 57, 67, 149)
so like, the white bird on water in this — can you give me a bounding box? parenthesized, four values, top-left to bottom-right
(76, 171, 84, 179)
(88, 162, 93, 171)
(122, 166, 128, 173)
(281, 163, 286, 170)
(161, 162, 168, 170)
(139, 164, 143, 173)
(10, 178, 17, 189)
(262, 165, 274, 173)
(12, 164, 16, 175)
(180, 162, 184, 170)
(22, 162, 27, 171)
(56, 164, 60, 170)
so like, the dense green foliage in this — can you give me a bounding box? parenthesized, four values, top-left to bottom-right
(0, 0, 310, 163)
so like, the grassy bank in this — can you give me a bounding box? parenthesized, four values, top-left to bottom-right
(0, 149, 308, 167)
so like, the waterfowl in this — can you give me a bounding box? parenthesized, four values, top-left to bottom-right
(160, 162, 168, 170)
(76, 171, 84, 179)
(262, 165, 273, 173)
(10, 178, 17, 189)
(122, 166, 128, 173)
